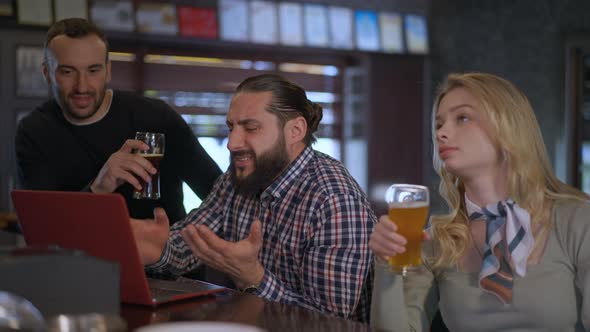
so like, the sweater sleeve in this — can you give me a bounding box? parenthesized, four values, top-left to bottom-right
(555, 200, 590, 329)
(161, 103, 222, 199)
(371, 242, 439, 332)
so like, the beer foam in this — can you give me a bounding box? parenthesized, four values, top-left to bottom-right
(138, 153, 164, 157)
(388, 201, 428, 209)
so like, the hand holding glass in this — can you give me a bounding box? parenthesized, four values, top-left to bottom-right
(384, 184, 429, 274)
(133, 132, 165, 200)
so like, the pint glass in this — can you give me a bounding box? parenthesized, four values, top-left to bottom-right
(133, 132, 165, 200)
(384, 184, 429, 274)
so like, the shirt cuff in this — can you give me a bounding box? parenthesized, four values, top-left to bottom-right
(254, 267, 281, 299)
(144, 241, 169, 271)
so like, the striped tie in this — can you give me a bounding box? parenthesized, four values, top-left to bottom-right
(466, 197, 534, 304)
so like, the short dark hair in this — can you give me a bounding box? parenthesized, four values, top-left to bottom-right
(44, 18, 109, 63)
(236, 74, 323, 146)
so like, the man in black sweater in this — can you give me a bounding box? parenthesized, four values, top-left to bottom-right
(15, 18, 222, 224)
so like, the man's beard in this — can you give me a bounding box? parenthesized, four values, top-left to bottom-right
(52, 83, 106, 121)
(230, 134, 290, 196)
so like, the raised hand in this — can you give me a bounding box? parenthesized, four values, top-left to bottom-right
(90, 139, 156, 193)
(181, 220, 265, 289)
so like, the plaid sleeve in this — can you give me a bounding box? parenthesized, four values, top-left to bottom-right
(255, 193, 374, 319)
(146, 174, 229, 276)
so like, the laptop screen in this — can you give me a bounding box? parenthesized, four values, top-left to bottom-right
(12, 190, 153, 304)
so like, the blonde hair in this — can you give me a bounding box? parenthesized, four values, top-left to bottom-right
(429, 72, 588, 270)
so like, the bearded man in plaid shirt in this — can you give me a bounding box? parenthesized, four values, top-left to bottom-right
(131, 74, 376, 322)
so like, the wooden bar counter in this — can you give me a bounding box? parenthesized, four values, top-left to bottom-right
(122, 289, 379, 331)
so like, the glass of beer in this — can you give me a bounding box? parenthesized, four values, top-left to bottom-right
(384, 184, 429, 275)
(133, 132, 164, 200)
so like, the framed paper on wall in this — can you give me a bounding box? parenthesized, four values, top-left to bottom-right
(178, 6, 218, 39)
(379, 12, 404, 54)
(15, 46, 48, 97)
(355, 10, 379, 51)
(0, 0, 13, 17)
(17, 0, 52, 26)
(90, 1, 134, 32)
(219, 0, 248, 42)
(136, 3, 178, 35)
(303, 4, 328, 48)
(405, 14, 429, 54)
(54, 0, 88, 21)
(328, 6, 353, 50)
(279, 2, 303, 46)
(250, 1, 277, 44)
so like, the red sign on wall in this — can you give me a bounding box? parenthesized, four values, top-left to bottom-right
(178, 6, 218, 39)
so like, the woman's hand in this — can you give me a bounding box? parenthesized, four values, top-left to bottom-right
(369, 215, 430, 260)
(369, 215, 408, 260)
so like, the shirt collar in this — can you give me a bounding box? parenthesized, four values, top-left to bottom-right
(260, 146, 314, 201)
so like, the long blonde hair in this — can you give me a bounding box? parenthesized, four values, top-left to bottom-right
(429, 72, 588, 270)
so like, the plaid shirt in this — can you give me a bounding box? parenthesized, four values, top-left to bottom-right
(149, 147, 376, 322)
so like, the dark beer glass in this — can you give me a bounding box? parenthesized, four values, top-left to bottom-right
(133, 132, 165, 199)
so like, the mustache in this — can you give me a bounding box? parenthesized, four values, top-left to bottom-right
(69, 92, 96, 97)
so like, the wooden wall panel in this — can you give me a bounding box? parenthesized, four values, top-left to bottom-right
(366, 54, 425, 214)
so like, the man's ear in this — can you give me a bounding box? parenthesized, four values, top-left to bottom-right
(285, 116, 307, 144)
(106, 60, 112, 84)
(42, 62, 50, 84)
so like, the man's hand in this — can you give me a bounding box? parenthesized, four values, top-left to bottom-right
(130, 208, 170, 265)
(90, 139, 156, 193)
(181, 220, 265, 290)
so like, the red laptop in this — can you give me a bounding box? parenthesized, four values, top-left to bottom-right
(11, 190, 225, 306)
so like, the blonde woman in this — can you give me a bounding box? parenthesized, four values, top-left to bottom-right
(370, 72, 590, 331)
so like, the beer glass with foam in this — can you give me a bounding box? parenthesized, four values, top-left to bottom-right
(384, 184, 429, 274)
(133, 132, 165, 199)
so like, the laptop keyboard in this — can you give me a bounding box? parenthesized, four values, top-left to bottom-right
(149, 286, 184, 298)
(147, 277, 224, 300)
